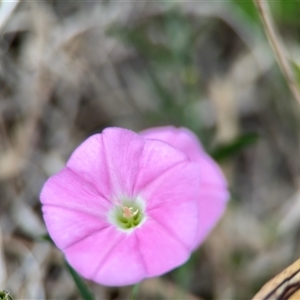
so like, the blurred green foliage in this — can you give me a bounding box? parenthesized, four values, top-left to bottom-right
(292, 61, 300, 89)
(271, 0, 300, 26)
(231, 0, 300, 28)
(108, 9, 202, 132)
(231, 0, 260, 24)
(211, 133, 259, 162)
(109, 6, 262, 160)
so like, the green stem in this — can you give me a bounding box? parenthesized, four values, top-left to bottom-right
(65, 262, 95, 300)
(130, 283, 140, 300)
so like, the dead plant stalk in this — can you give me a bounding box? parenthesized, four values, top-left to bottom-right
(254, 0, 300, 106)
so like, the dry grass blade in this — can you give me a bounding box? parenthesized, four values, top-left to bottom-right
(254, 0, 300, 108)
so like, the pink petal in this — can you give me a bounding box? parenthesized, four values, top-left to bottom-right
(139, 158, 200, 249)
(101, 128, 145, 198)
(66, 134, 111, 199)
(139, 158, 200, 210)
(197, 152, 227, 188)
(140, 126, 229, 247)
(40, 168, 112, 218)
(136, 218, 190, 276)
(94, 234, 145, 286)
(194, 188, 229, 248)
(133, 139, 188, 195)
(67, 128, 145, 200)
(140, 126, 204, 162)
(43, 205, 109, 250)
(140, 126, 227, 188)
(147, 198, 198, 250)
(65, 228, 145, 286)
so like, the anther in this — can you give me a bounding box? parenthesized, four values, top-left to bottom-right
(122, 206, 139, 218)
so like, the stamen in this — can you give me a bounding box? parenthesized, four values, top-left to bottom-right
(122, 205, 140, 218)
(108, 197, 145, 231)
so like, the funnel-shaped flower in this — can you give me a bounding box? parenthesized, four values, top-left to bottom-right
(140, 126, 229, 248)
(40, 127, 228, 286)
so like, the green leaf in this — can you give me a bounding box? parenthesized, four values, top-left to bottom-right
(272, 0, 300, 25)
(211, 133, 259, 161)
(65, 262, 95, 300)
(38, 233, 54, 244)
(291, 60, 300, 88)
(231, 0, 260, 24)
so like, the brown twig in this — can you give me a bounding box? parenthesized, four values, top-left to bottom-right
(254, 0, 300, 107)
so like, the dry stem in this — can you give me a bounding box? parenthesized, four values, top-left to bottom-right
(254, 0, 300, 106)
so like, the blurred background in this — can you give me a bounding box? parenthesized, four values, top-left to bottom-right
(1, 0, 300, 299)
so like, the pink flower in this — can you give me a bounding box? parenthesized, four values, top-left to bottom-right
(140, 126, 229, 248)
(40, 127, 228, 286)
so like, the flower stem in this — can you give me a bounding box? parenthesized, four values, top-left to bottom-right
(130, 283, 140, 300)
(65, 261, 95, 300)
